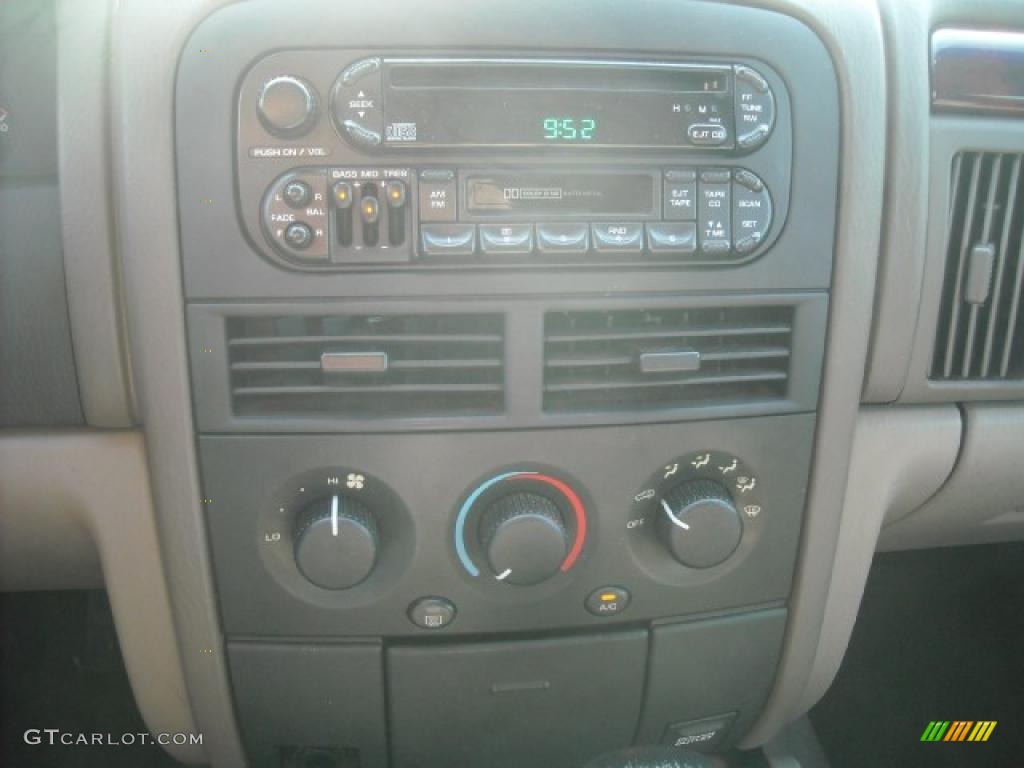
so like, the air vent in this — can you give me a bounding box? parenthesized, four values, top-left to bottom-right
(932, 152, 1024, 380)
(543, 306, 794, 413)
(226, 313, 504, 419)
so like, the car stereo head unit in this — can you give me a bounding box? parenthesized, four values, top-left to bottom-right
(332, 57, 776, 152)
(237, 51, 791, 272)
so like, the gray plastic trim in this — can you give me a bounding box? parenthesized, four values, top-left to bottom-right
(879, 403, 1024, 551)
(763, 717, 830, 768)
(57, 0, 136, 428)
(738, 0, 888, 747)
(861, 0, 931, 403)
(111, 0, 244, 765)
(796, 405, 961, 715)
(0, 430, 201, 763)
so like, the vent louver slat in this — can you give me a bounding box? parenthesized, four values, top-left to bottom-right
(226, 313, 504, 419)
(543, 306, 794, 413)
(933, 152, 1024, 381)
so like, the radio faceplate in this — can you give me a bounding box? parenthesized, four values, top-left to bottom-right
(236, 50, 793, 275)
(329, 57, 774, 152)
(261, 165, 774, 268)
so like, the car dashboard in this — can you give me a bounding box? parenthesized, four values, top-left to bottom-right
(1, 0, 1023, 766)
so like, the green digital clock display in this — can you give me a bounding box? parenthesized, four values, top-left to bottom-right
(542, 117, 597, 141)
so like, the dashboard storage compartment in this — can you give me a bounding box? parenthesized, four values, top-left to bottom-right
(228, 642, 389, 768)
(387, 631, 647, 768)
(636, 608, 787, 749)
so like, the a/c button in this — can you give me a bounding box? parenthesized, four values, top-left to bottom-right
(585, 586, 631, 617)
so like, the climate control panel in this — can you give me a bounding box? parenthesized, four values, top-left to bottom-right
(200, 414, 813, 638)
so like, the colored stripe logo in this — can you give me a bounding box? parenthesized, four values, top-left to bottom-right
(921, 721, 996, 742)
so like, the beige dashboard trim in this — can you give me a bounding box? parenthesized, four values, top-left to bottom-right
(0, 430, 202, 764)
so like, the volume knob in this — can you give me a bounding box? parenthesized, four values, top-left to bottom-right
(480, 493, 569, 586)
(257, 75, 319, 138)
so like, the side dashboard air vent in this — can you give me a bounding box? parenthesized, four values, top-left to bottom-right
(933, 152, 1024, 381)
(226, 313, 504, 419)
(543, 305, 794, 413)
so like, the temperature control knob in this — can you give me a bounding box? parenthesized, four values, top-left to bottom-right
(293, 495, 378, 589)
(480, 493, 569, 586)
(657, 479, 741, 569)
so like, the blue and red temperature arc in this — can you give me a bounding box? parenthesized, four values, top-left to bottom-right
(455, 471, 587, 578)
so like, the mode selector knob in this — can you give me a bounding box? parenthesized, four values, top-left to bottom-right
(293, 495, 378, 589)
(480, 493, 569, 586)
(657, 479, 742, 569)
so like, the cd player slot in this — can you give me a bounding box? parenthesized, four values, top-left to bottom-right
(386, 60, 730, 93)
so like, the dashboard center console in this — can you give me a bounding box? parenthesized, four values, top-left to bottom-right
(176, 1, 838, 766)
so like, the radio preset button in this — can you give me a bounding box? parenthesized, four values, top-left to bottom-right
(479, 224, 534, 255)
(592, 223, 644, 254)
(536, 223, 590, 254)
(734, 65, 776, 150)
(663, 171, 697, 221)
(646, 222, 697, 255)
(421, 223, 476, 257)
(418, 170, 457, 222)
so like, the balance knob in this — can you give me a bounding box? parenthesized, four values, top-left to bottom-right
(293, 495, 378, 589)
(657, 479, 742, 569)
(480, 493, 568, 586)
(257, 75, 319, 137)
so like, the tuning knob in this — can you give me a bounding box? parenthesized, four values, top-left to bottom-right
(257, 75, 319, 137)
(657, 479, 742, 568)
(293, 495, 378, 589)
(479, 493, 569, 586)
